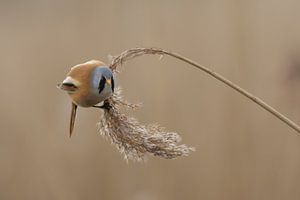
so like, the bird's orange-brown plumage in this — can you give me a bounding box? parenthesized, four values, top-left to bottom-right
(67, 60, 106, 107)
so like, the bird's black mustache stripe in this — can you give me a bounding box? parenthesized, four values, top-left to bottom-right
(98, 76, 106, 94)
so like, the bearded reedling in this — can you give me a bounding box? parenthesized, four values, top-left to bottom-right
(57, 60, 115, 137)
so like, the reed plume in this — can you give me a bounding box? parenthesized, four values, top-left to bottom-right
(98, 88, 194, 161)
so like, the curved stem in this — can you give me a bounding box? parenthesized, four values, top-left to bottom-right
(110, 47, 300, 135)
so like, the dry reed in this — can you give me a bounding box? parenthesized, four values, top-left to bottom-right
(97, 47, 300, 161)
(109, 47, 300, 134)
(98, 88, 194, 161)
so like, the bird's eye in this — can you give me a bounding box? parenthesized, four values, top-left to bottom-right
(98, 76, 106, 94)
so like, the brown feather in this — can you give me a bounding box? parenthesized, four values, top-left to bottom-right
(69, 102, 77, 137)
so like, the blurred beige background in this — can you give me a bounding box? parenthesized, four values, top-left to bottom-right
(1, 0, 300, 200)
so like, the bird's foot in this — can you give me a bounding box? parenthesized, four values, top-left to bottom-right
(93, 101, 112, 110)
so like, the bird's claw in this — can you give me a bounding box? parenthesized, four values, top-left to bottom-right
(93, 101, 112, 110)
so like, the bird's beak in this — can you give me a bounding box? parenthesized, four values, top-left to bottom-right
(106, 78, 111, 85)
(69, 102, 77, 137)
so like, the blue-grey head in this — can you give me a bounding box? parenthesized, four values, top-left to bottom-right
(90, 67, 115, 105)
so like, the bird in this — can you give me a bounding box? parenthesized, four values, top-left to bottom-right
(57, 60, 115, 137)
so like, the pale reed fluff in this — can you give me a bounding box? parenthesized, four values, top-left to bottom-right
(98, 88, 195, 161)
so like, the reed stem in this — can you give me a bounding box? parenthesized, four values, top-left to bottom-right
(110, 47, 300, 135)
